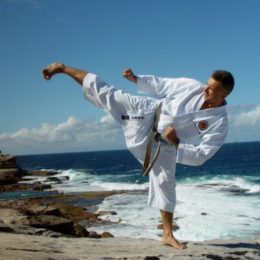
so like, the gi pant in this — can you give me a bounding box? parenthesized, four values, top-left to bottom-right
(83, 73, 177, 213)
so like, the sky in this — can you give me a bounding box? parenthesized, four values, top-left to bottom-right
(0, 0, 260, 155)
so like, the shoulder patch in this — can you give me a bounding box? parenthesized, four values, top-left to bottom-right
(198, 120, 209, 131)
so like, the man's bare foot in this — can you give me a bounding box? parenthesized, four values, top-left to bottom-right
(162, 235, 187, 250)
(42, 63, 65, 80)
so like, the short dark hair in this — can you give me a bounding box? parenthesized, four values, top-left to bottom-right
(211, 70, 235, 94)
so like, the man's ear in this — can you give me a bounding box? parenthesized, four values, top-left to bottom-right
(222, 90, 229, 98)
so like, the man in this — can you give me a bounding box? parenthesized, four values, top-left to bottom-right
(42, 63, 234, 250)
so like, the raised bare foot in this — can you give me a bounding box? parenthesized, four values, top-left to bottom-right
(162, 235, 187, 250)
(42, 62, 65, 80)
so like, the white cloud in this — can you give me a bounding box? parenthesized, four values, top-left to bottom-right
(227, 105, 260, 143)
(0, 115, 125, 155)
(231, 106, 260, 127)
(1, 104, 260, 155)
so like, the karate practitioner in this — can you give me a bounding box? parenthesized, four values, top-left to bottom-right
(42, 63, 234, 250)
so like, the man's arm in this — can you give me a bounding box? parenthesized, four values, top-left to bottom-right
(122, 68, 200, 99)
(176, 118, 228, 166)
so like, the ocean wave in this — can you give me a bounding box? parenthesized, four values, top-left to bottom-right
(207, 177, 260, 195)
(91, 181, 260, 241)
(55, 169, 90, 182)
(180, 175, 260, 195)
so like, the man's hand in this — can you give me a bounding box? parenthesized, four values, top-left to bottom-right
(163, 127, 180, 148)
(122, 68, 138, 83)
(42, 63, 65, 80)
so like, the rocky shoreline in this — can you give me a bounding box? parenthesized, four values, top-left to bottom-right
(0, 156, 259, 259)
(0, 160, 121, 239)
(0, 190, 121, 239)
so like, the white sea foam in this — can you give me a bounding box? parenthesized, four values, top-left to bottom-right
(207, 176, 260, 194)
(89, 180, 260, 241)
(19, 175, 47, 184)
(180, 175, 260, 194)
(88, 192, 162, 240)
(89, 181, 149, 191)
(174, 183, 259, 241)
(55, 169, 89, 181)
(46, 169, 148, 193)
(21, 168, 259, 241)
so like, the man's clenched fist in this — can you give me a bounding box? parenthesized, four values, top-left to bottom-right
(122, 68, 138, 83)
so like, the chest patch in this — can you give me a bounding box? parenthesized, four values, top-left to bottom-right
(198, 120, 209, 131)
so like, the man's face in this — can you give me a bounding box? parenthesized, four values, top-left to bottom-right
(204, 78, 228, 107)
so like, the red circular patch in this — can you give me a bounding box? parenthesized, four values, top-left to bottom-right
(198, 120, 208, 131)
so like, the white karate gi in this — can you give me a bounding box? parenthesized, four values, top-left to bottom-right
(82, 73, 228, 213)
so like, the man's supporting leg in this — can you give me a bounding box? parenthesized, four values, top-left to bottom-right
(160, 210, 186, 249)
(42, 63, 87, 85)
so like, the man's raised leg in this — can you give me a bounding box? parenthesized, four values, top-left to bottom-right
(160, 210, 187, 249)
(42, 62, 87, 85)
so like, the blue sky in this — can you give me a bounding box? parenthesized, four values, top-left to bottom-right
(1, 0, 260, 155)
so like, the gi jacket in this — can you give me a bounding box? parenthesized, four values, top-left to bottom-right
(137, 75, 228, 166)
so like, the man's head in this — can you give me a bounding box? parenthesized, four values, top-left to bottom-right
(211, 70, 235, 94)
(204, 70, 235, 108)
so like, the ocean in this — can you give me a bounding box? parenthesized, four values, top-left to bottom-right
(14, 141, 260, 241)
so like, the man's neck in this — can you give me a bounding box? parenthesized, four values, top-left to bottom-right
(200, 100, 226, 110)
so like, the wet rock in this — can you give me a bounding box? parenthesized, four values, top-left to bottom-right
(0, 191, 122, 239)
(29, 170, 58, 176)
(73, 223, 89, 237)
(88, 231, 101, 238)
(25, 214, 89, 237)
(0, 154, 27, 185)
(221, 185, 249, 194)
(41, 229, 61, 237)
(0, 208, 28, 225)
(26, 215, 76, 235)
(51, 203, 98, 223)
(0, 222, 13, 233)
(9, 224, 61, 237)
(23, 205, 46, 215)
(45, 176, 69, 183)
(95, 210, 117, 217)
(32, 183, 52, 191)
(0, 182, 52, 192)
(44, 206, 62, 216)
(0, 183, 30, 192)
(0, 168, 24, 184)
(0, 203, 89, 237)
(197, 183, 221, 188)
(100, 231, 114, 238)
(45, 177, 62, 183)
(23, 205, 61, 217)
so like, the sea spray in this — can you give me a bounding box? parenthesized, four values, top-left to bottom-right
(17, 142, 260, 241)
